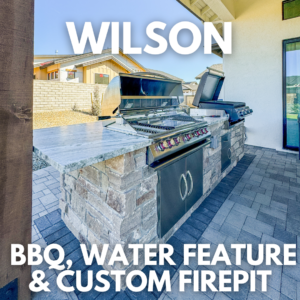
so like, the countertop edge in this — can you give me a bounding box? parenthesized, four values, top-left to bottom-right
(33, 139, 152, 173)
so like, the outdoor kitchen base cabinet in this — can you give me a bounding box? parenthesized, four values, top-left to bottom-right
(221, 133, 231, 173)
(154, 143, 204, 238)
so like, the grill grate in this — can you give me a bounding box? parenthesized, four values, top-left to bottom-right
(129, 121, 175, 131)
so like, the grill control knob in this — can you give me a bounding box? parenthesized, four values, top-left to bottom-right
(155, 144, 163, 152)
(201, 129, 205, 135)
(167, 140, 173, 148)
(170, 139, 176, 146)
(163, 141, 169, 148)
(160, 143, 166, 151)
(174, 137, 180, 145)
(204, 128, 208, 134)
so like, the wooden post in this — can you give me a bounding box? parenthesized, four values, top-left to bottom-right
(0, 0, 34, 299)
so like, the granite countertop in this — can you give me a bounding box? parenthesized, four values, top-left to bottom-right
(195, 115, 229, 126)
(33, 121, 152, 173)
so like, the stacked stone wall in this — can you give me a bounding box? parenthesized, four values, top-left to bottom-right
(59, 120, 245, 281)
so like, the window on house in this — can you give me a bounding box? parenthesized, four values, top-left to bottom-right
(67, 71, 75, 79)
(95, 73, 109, 84)
(283, 0, 300, 20)
(33, 75, 36, 79)
(55, 71, 59, 79)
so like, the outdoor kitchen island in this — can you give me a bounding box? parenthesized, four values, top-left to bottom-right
(33, 115, 245, 276)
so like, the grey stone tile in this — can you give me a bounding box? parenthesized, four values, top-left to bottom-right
(255, 278, 280, 300)
(42, 189, 51, 195)
(230, 254, 254, 272)
(245, 217, 274, 236)
(259, 205, 286, 221)
(273, 190, 296, 201)
(225, 209, 247, 229)
(260, 181, 275, 191)
(270, 201, 287, 212)
(232, 203, 258, 218)
(34, 177, 48, 185)
(257, 211, 277, 226)
(32, 199, 42, 208)
(250, 174, 264, 183)
(39, 211, 48, 217)
(272, 194, 289, 205)
(283, 264, 300, 282)
(287, 218, 300, 236)
(48, 182, 60, 190)
(32, 191, 44, 200)
(238, 230, 261, 251)
(241, 188, 257, 199)
(251, 185, 266, 194)
(212, 212, 227, 226)
(274, 225, 297, 244)
(265, 189, 273, 197)
(255, 193, 271, 206)
(32, 183, 47, 193)
(242, 224, 262, 238)
(32, 204, 46, 215)
(39, 194, 58, 206)
(229, 194, 253, 208)
(251, 202, 261, 211)
(220, 222, 241, 239)
(208, 222, 221, 231)
(214, 293, 231, 300)
(255, 263, 282, 292)
(202, 227, 227, 244)
(284, 171, 297, 178)
(281, 274, 297, 300)
(44, 179, 58, 187)
(51, 188, 61, 195)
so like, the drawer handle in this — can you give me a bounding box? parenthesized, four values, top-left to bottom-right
(186, 171, 193, 196)
(228, 148, 232, 159)
(179, 174, 188, 201)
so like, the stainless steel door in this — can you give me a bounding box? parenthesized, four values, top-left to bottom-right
(221, 133, 231, 172)
(157, 157, 186, 237)
(185, 148, 203, 211)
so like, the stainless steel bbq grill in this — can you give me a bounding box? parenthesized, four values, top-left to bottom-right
(102, 73, 211, 165)
(192, 70, 253, 128)
(101, 72, 211, 238)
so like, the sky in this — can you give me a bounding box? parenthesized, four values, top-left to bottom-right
(34, 0, 222, 82)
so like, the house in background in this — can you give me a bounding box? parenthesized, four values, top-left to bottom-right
(177, 0, 300, 152)
(195, 63, 223, 81)
(182, 81, 198, 95)
(33, 50, 185, 86)
(33, 49, 146, 83)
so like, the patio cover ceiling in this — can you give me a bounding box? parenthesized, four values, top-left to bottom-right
(176, 0, 236, 35)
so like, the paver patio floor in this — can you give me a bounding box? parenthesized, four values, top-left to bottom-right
(31, 145, 300, 300)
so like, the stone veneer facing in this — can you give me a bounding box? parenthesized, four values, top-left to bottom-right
(59, 120, 245, 282)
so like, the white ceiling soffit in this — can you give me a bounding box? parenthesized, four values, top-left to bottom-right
(177, 0, 235, 23)
(202, 0, 235, 22)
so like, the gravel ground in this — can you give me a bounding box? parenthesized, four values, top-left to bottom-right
(33, 152, 50, 171)
(33, 110, 98, 129)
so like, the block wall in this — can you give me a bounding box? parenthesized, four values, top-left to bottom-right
(33, 80, 107, 112)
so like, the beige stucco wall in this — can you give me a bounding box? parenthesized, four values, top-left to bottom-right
(33, 80, 107, 112)
(84, 60, 129, 84)
(34, 67, 47, 80)
(224, 0, 300, 150)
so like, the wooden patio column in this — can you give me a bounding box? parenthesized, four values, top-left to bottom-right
(0, 0, 34, 299)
